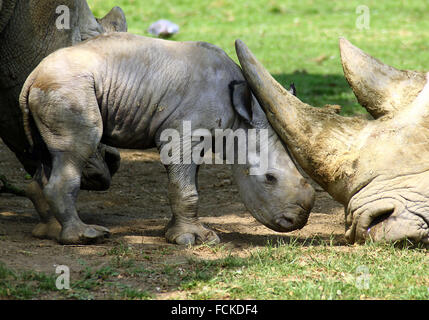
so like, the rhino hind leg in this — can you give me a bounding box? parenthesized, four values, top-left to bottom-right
(164, 164, 220, 245)
(28, 87, 109, 244)
(43, 146, 111, 244)
(43, 151, 109, 244)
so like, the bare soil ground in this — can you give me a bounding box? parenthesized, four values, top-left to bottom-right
(0, 140, 347, 298)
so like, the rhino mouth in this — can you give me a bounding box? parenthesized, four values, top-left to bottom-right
(250, 204, 310, 233)
(272, 206, 310, 232)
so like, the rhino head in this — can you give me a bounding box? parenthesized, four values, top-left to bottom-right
(229, 81, 315, 232)
(235, 38, 429, 245)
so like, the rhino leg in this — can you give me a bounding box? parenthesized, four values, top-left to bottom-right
(80, 144, 121, 191)
(29, 88, 109, 245)
(43, 152, 109, 245)
(164, 164, 220, 245)
(25, 166, 61, 240)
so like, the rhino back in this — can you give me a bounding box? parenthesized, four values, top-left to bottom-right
(79, 33, 245, 148)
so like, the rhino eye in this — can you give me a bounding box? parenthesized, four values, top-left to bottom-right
(265, 173, 278, 185)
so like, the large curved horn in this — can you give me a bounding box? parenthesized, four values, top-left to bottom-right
(340, 38, 426, 119)
(235, 39, 368, 202)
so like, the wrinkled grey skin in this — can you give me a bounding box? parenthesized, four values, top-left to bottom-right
(20, 33, 315, 245)
(0, 1, 126, 239)
(236, 38, 429, 246)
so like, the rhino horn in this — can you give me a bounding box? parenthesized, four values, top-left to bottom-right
(235, 39, 368, 201)
(234, 39, 307, 139)
(339, 38, 427, 119)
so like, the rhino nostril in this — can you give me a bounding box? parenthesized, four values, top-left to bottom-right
(368, 209, 394, 229)
(296, 199, 313, 213)
(275, 216, 294, 229)
(367, 208, 395, 239)
(264, 173, 278, 185)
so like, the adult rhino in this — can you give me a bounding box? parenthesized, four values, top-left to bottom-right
(19, 32, 315, 245)
(0, 0, 126, 238)
(236, 38, 429, 246)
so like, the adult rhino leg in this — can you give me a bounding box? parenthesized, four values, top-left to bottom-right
(25, 166, 61, 240)
(80, 144, 121, 191)
(164, 164, 220, 245)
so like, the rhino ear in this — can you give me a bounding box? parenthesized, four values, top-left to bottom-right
(230, 80, 268, 127)
(230, 80, 253, 123)
(97, 6, 128, 33)
(340, 38, 427, 118)
(288, 83, 297, 96)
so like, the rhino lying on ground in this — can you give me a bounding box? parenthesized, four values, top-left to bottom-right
(19, 33, 315, 245)
(236, 38, 429, 246)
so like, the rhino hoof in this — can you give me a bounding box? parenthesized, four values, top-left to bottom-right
(165, 224, 221, 245)
(174, 232, 220, 245)
(175, 233, 196, 245)
(59, 223, 110, 245)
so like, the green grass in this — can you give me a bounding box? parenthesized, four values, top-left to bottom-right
(179, 240, 428, 300)
(1, 240, 427, 300)
(88, 0, 429, 115)
(0, 262, 57, 299)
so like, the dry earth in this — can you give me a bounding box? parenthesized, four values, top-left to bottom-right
(0, 140, 347, 298)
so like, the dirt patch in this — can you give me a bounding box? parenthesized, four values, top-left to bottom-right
(0, 140, 347, 298)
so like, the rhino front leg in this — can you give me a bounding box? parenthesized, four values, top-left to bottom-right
(164, 164, 220, 245)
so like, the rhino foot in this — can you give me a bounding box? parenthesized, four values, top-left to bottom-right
(165, 221, 220, 245)
(59, 221, 110, 245)
(32, 218, 61, 240)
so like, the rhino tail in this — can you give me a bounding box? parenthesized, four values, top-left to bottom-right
(18, 73, 36, 150)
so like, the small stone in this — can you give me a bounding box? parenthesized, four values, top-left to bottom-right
(148, 20, 179, 38)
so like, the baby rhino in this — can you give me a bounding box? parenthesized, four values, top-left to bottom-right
(19, 33, 314, 245)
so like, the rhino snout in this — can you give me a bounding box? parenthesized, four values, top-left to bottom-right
(271, 206, 311, 232)
(347, 197, 429, 245)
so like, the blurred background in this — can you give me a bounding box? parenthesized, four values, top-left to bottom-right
(88, 0, 429, 115)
